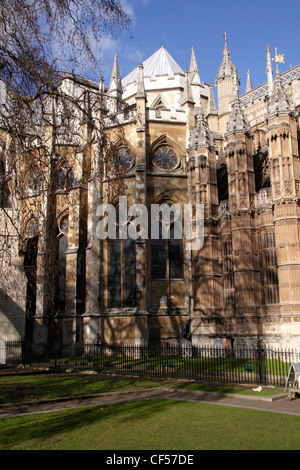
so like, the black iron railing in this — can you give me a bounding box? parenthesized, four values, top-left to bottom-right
(1, 339, 299, 387)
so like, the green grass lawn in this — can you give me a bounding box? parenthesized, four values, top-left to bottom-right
(0, 399, 299, 450)
(0, 374, 167, 404)
(0, 373, 284, 405)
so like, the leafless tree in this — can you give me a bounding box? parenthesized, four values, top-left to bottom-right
(0, 0, 130, 101)
(0, 0, 132, 332)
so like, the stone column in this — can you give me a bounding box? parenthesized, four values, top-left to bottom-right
(83, 175, 101, 342)
(134, 64, 148, 344)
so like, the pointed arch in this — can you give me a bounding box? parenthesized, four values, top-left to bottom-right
(57, 210, 69, 238)
(149, 134, 185, 173)
(150, 189, 181, 207)
(55, 210, 69, 313)
(21, 213, 40, 246)
(106, 137, 136, 176)
(150, 94, 171, 111)
(150, 94, 173, 118)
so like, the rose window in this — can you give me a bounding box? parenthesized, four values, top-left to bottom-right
(118, 148, 134, 171)
(152, 146, 179, 171)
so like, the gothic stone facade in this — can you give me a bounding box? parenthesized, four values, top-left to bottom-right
(1, 43, 300, 348)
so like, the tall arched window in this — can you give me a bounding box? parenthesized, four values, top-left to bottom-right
(151, 220, 184, 280)
(108, 226, 136, 308)
(23, 219, 39, 342)
(56, 215, 69, 312)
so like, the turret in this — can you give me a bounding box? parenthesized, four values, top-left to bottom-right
(225, 87, 254, 212)
(265, 54, 300, 331)
(216, 35, 239, 135)
(188, 102, 218, 218)
(187, 103, 221, 344)
(224, 83, 260, 325)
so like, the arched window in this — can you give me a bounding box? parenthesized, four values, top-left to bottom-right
(108, 225, 136, 308)
(57, 169, 66, 190)
(56, 215, 69, 312)
(150, 135, 183, 174)
(107, 144, 135, 179)
(118, 147, 135, 172)
(150, 94, 170, 118)
(67, 169, 75, 187)
(24, 237, 38, 322)
(23, 219, 39, 342)
(152, 146, 179, 171)
(28, 169, 43, 193)
(151, 220, 184, 280)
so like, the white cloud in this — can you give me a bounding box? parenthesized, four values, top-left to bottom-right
(66, 0, 152, 83)
(120, 0, 136, 25)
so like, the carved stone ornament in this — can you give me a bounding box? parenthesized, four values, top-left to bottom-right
(284, 180, 293, 195)
(274, 182, 281, 197)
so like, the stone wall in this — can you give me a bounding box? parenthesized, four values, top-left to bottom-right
(0, 210, 26, 340)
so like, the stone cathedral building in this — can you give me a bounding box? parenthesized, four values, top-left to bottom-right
(1, 39, 300, 349)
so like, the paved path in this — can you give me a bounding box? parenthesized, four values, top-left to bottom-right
(161, 389, 300, 417)
(1, 388, 300, 419)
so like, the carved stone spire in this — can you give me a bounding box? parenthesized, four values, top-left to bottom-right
(188, 102, 215, 151)
(226, 95, 250, 136)
(216, 35, 240, 135)
(136, 63, 146, 99)
(99, 76, 106, 111)
(207, 83, 218, 116)
(267, 67, 292, 118)
(109, 53, 123, 95)
(246, 70, 253, 93)
(190, 47, 201, 85)
(109, 53, 122, 112)
(217, 36, 237, 81)
(266, 45, 273, 95)
(181, 69, 195, 106)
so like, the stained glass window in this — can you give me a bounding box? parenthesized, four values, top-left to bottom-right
(151, 221, 184, 280)
(152, 146, 179, 171)
(118, 148, 134, 171)
(260, 232, 280, 305)
(108, 226, 136, 308)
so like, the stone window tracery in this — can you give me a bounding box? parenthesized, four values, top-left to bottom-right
(118, 147, 135, 172)
(56, 214, 69, 313)
(57, 164, 75, 191)
(28, 169, 43, 193)
(151, 201, 184, 280)
(152, 146, 179, 171)
(107, 145, 135, 177)
(258, 231, 280, 305)
(222, 240, 235, 308)
(107, 206, 137, 309)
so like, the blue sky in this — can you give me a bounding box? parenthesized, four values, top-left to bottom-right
(81, 0, 300, 95)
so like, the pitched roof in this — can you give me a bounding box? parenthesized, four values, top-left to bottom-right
(122, 47, 185, 88)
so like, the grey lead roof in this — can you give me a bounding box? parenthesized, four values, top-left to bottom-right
(122, 47, 185, 88)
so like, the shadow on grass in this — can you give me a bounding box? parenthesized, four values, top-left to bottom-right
(0, 399, 179, 449)
(0, 374, 165, 404)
